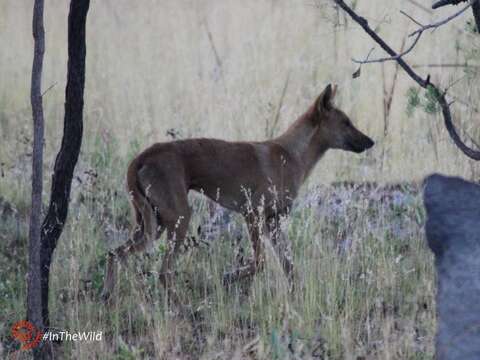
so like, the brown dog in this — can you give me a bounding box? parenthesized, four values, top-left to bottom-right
(102, 84, 374, 300)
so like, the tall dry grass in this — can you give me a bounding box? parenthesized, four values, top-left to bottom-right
(1, 0, 479, 183)
(2, 168, 435, 358)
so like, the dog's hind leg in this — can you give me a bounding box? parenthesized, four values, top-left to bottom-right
(101, 186, 157, 302)
(157, 200, 190, 294)
(139, 171, 191, 300)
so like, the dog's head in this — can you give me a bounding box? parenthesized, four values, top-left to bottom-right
(314, 84, 374, 153)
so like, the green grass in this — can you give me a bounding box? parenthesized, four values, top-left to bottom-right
(0, 136, 436, 359)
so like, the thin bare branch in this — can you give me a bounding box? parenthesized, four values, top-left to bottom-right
(400, 10, 423, 27)
(41, 82, 57, 97)
(406, 0, 434, 14)
(353, 32, 421, 64)
(268, 70, 291, 139)
(354, 2, 475, 64)
(411, 63, 479, 68)
(332, 0, 480, 160)
(384, 37, 406, 124)
(203, 19, 227, 91)
(410, 1, 474, 37)
(445, 75, 467, 92)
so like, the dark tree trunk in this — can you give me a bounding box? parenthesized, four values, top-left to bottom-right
(28, 0, 46, 358)
(40, 0, 90, 327)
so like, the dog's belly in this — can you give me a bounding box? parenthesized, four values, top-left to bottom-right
(190, 183, 250, 213)
(191, 180, 296, 216)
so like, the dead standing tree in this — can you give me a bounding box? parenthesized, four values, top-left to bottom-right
(28, 0, 46, 358)
(332, 0, 480, 161)
(40, 0, 90, 331)
(27, 0, 90, 357)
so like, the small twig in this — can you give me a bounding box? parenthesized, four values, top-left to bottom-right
(410, 1, 474, 37)
(365, 47, 375, 61)
(411, 63, 479, 68)
(203, 21, 221, 69)
(268, 70, 291, 139)
(400, 10, 423, 27)
(353, 32, 421, 64)
(202, 19, 227, 90)
(381, 36, 405, 170)
(406, 0, 434, 14)
(352, 47, 375, 78)
(445, 75, 466, 92)
(41, 82, 57, 97)
(384, 37, 405, 123)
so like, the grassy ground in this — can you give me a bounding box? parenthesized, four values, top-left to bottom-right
(0, 136, 435, 359)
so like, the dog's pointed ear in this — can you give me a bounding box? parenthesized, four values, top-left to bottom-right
(316, 84, 336, 113)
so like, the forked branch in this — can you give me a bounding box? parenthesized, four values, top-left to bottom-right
(411, 1, 474, 36)
(352, 32, 421, 64)
(353, 1, 476, 64)
(333, 0, 480, 160)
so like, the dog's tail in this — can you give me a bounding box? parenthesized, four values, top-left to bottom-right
(102, 158, 155, 302)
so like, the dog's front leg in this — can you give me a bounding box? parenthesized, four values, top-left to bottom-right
(268, 215, 294, 290)
(223, 214, 266, 286)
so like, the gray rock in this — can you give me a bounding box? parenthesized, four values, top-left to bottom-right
(423, 174, 480, 360)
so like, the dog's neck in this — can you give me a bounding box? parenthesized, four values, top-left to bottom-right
(272, 104, 329, 176)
